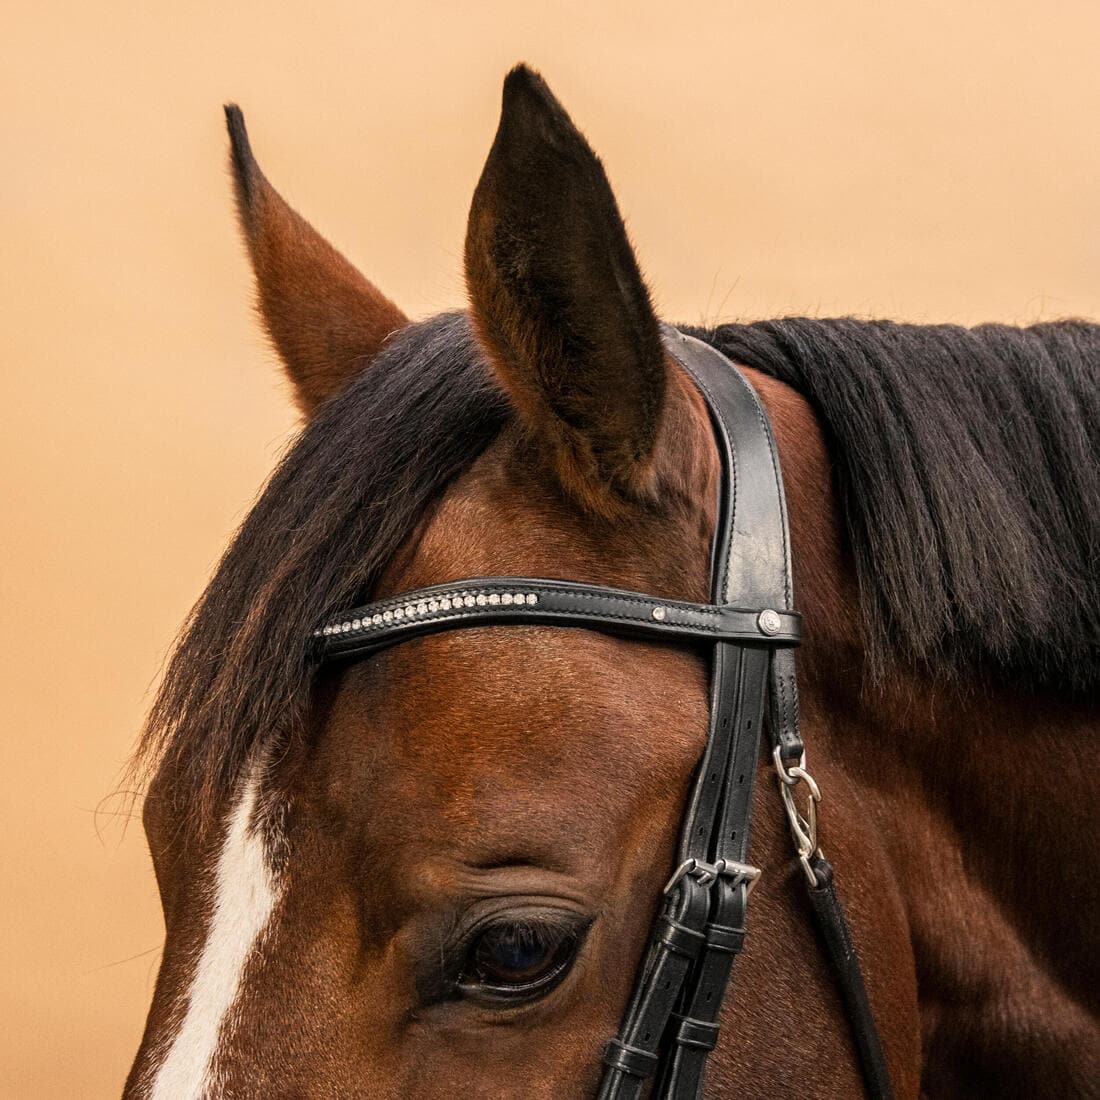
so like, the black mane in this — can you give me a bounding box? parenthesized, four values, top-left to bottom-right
(137, 313, 508, 819)
(140, 310, 1100, 819)
(689, 317, 1100, 693)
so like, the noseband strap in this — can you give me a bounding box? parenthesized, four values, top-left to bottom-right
(312, 328, 894, 1100)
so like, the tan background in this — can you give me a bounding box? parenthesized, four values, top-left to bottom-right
(2, 1, 1098, 1095)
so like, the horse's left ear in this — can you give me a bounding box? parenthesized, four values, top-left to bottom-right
(225, 105, 408, 415)
(464, 66, 666, 516)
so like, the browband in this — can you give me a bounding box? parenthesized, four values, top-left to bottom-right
(311, 327, 893, 1100)
(313, 579, 800, 661)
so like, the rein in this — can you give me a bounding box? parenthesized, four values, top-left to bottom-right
(312, 328, 894, 1099)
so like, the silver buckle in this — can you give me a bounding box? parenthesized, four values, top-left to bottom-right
(663, 857, 762, 897)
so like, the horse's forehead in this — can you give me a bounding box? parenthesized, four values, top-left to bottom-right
(380, 425, 709, 599)
(294, 624, 707, 962)
(295, 410, 713, 890)
(318, 625, 707, 840)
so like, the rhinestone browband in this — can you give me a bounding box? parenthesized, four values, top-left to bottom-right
(313, 578, 800, 663)
(318, 587, 541, 637)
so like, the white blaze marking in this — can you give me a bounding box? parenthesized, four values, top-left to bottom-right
(149, 774, 281, 1099)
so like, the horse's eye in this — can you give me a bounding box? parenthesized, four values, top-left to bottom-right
(457, 918, 586, 1003)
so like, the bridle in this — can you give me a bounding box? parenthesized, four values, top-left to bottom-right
(311, 328, 895, 1099)
(312, 328, 894, 1098)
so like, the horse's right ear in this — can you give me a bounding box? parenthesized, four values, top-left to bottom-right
(224, 105, 407, 416)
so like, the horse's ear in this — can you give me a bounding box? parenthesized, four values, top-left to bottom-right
(464, 66, 666, 516)
(224, 105, 407, 416)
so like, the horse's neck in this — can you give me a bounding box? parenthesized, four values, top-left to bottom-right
(754, 367, 1100, 1092)
(821, 663, 1099, 1091)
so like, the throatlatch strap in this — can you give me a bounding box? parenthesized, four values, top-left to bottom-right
(806, 855, 896, 1100)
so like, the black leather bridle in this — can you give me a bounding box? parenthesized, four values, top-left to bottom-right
(311, 328, 895, 1099)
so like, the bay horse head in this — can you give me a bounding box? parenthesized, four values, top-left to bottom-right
(126, 64, 1100, 1099)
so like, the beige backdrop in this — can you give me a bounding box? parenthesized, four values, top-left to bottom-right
(3, 1, 1098, 1095)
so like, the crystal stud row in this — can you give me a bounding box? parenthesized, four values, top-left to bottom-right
(319, 590, 541, 637)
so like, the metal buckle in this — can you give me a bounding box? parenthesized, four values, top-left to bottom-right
(772, 744, 823, 886)
(663, 857, 762, 897)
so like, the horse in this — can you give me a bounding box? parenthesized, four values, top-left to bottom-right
(125, 65, 1100, 1098)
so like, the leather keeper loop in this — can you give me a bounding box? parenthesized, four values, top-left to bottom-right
(672, 1014, 721, 1051)
(657, 914, 707, 959)
(601, 1039, 660, 1079)
(704, 920, 746, 954)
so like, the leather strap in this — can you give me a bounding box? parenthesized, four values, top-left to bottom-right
(598, 331, 798, 1099)
(806, 855, 895, 1100)
(314, 578, 800, 662)
(667, 327, 804, 767)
